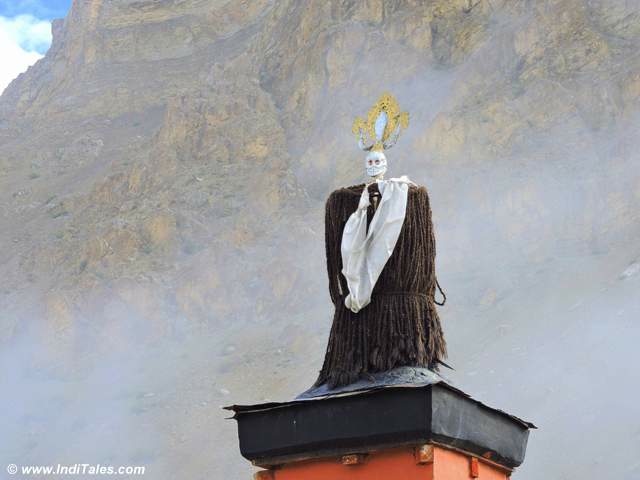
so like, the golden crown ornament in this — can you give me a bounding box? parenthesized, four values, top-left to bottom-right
(352, 92, 409, 178)
(352, 92, 409, 153)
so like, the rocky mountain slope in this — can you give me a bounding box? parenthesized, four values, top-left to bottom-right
(1, 1, 639, 479)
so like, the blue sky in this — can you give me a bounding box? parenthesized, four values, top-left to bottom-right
(0, 0, 71, 93)
(0, 0, 71, 20)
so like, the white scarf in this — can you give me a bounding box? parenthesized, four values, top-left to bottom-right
(341, 176, 414, 313)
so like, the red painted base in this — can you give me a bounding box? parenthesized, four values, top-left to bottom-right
(254, 444, 512, 480)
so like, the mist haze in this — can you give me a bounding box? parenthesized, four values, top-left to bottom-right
(1, 1, 639, 479)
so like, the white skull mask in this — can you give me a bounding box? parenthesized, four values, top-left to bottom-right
(365, 150, 387, 178)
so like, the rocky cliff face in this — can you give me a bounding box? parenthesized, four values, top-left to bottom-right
(1, 1, 639, 479)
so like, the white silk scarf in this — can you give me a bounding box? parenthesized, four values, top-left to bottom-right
(341, 176, 414, 313)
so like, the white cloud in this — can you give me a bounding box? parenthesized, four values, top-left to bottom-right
(0, 14, 52, 94)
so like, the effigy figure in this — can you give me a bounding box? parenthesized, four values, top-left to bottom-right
(229, 94, 534, 477)
(313, 93, 447, 389)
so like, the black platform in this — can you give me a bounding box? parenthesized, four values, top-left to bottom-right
(226, 380, 535, 469)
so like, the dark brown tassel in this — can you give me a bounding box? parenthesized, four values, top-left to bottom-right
(314, 182, 447, 389)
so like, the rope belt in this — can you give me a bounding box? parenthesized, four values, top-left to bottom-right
(336, 288, 446, 305)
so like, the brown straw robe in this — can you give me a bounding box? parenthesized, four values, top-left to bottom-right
(314, 181, 447, 388)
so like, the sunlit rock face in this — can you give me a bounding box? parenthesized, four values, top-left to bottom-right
(1, 1, 639, 479)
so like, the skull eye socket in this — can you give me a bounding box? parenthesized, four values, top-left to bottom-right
(375, 159, 380, 165)
(368, 160, 373, 165)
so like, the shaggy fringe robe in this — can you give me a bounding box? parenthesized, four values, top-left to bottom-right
(314, 182, 447, 388)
